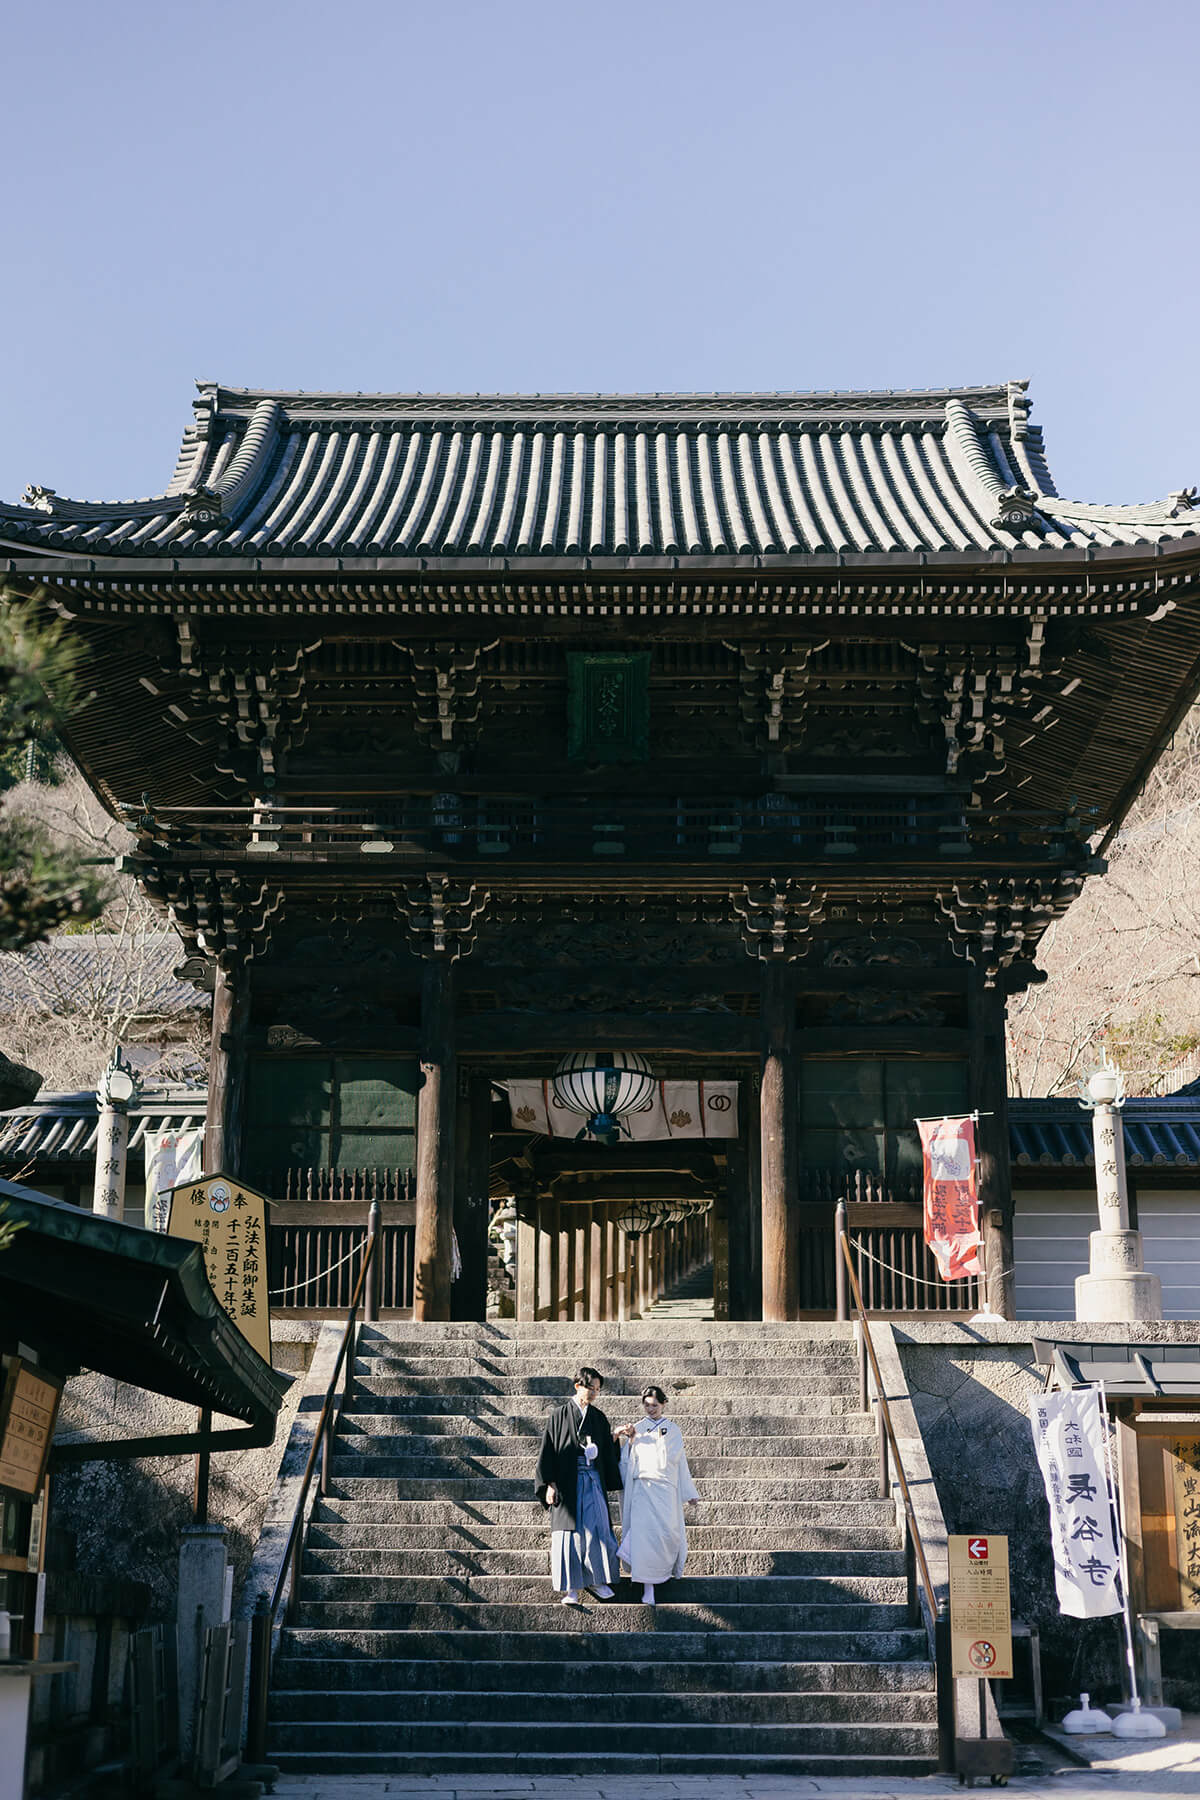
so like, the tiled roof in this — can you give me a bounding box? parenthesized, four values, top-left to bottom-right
(0, 1086, 205, 1164)
(0, 932, 208, 1018)
(1010, 1097, 1200, 1169)
(2, 380, 1196, 564)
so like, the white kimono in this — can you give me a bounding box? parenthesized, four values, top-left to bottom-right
(618, 1417, 699, 1584)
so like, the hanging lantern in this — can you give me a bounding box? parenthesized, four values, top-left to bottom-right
(615, 1198, 665, 1237)
(551, 1050, 655, 1141)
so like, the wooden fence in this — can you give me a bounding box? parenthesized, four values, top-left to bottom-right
(517, 1199, 711, 1322)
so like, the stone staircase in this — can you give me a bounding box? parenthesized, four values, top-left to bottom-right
(268, 1321, 939, 1777)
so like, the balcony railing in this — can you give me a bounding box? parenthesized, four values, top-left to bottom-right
(124, 794, 1096, 866)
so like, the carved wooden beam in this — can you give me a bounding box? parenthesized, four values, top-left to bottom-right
(936, 871, 1086, 987)
(406, 639, 499, 747)
(730, 878, 827, 960)
(396, 872, 491, 961)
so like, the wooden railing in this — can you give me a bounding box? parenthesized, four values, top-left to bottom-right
(812, 1169, 981, 1316)
(130, 794, 1095, 867)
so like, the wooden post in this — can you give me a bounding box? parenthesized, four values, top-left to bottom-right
(414, 958, 456, 1321)
(747, 1073, 763, 1320)
(587, 1208, 603, 1321)
(537, 1196, 554, 1320)
(968, 973, 1015, 1319)
(453, 1071, 492, 1321)
(206, 957, 250, 1177)
(516, 1193, 536, 1322)
(712, 1190, 731, 1320)
(760, 962, 799, 1321)
(725, 1142, 751, 1320)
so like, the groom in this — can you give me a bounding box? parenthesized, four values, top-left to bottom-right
(534, 1366, 622, 1606)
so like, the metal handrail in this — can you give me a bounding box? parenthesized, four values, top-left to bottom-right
(836, 1222, 938, 1638)
(244, 1201, 380, 1762)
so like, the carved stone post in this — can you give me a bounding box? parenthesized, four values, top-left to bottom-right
(967, 974, 1015, 1319)
(415, 958, 457, 1321)
(206, 957, 251, 1177)
(1075, 1068, 1163, 1321)
(452, 1070, 493, 1322)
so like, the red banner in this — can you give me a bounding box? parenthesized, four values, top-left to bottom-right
(918, 1115, 981, 1281)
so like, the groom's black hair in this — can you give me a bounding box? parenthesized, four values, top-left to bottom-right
(574, 1367, 603, 1389)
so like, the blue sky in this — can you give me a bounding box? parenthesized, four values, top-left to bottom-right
(1, 0, 1195, 511)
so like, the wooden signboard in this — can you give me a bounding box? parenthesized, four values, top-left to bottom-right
(0, 1359, 63, 1502)
(1170, 1438, 1200, 1609)
(949, 1533, 1013, 1679)
(167, 1173, 272, 1365)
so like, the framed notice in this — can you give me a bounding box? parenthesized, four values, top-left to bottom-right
(0, 1359, 63, 1502)
(167, 1173, 272, 1365)
(949, 1534, 1013, 1679)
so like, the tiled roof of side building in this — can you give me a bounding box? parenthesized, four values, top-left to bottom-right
(0, 933, 209, 1017)
(1, 379, 1196, 563)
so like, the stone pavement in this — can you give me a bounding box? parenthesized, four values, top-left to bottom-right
(269, 1711, 1200, 1800)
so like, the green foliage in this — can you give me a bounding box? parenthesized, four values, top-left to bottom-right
(1106, 1013, 1200, 1092)
(0, 592, 108, 949)
(0, 1199, 25, 1256)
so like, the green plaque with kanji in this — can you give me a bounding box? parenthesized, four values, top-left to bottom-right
(567, 653, 650, 764)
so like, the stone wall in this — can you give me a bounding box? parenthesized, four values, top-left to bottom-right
(896, 1320, 1200, 1715)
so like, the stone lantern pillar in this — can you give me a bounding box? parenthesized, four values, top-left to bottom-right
(92, 1048, 140, 1220)
(1074, 1064, 1162, 1321)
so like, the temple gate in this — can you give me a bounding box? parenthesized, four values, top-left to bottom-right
(4, 380, 1200, 1320)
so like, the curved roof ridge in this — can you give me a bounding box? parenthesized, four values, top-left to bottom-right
(209, 397, 282, 513)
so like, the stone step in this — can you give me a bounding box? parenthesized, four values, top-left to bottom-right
(267, 1750, 938, 1778)
(296, 1574, 908, 1607)
(278, 1626, 930, 1663)
(314, 1495, 897, 1526)
(356, 1340, 858, 1362)
(343, 1374, 861, 1397)
(356, 1324, 856, 1345)
(271, 1655, 935, 1695)
(321, 1472, 880, 1500)
(305, 1518, 904, 1554)
(290, 1601, 914, 1633)
(267, 1720, 937, 1758)
(334, 1428, 874, 1458)
(268, 1685, 936, 1724)
(347, 1390, 868, 1418)
(302, 1545, 907, 1576)
(353, 1357, 858, 1381)
(329, 1447, 877, 1478)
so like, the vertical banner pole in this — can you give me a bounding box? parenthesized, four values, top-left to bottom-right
(1099, 1385, 1142, 1708)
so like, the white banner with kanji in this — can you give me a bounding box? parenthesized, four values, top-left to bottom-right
(1029, 1387, 1121, 1618)
(504, 1079, 738, 1140)
(144, 1128, 204, 1232)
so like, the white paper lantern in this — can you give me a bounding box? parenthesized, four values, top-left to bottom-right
(551, 1050, 655, 1140)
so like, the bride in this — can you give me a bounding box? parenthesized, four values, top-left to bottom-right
(617, 1385, 699, 1605)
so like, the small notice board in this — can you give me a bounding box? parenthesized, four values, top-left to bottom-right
(949, 1533, 1013, 1679)
(0, 1359, 63, 1501)
(167, 1172, 272, 1365)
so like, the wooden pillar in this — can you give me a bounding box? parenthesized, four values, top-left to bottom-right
(712, 1190, 731, 1320)
(414, 958, 457, 1321)
(206, 956, 251, 1177)
(968, 973, 1016, 1319)
(725, 1143, 751, 1320)
(746, 1074, 763, 1319)
(516, 1195, 536, 1322)
(452, 1071, 491, 1321)
(760, 963, 799, 1320)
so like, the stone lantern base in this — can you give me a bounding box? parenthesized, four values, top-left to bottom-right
(1075, 1229, 1163, 1322)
